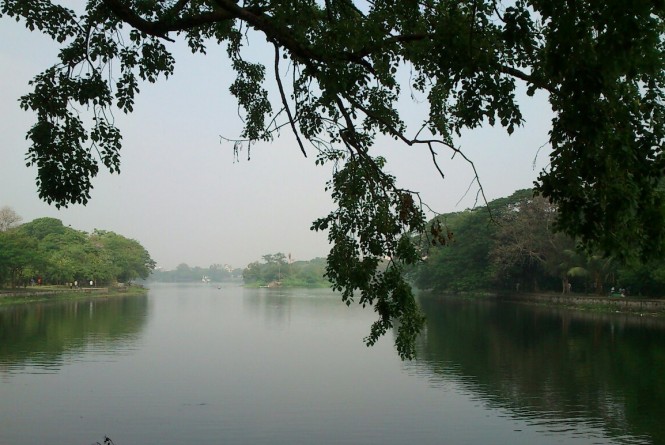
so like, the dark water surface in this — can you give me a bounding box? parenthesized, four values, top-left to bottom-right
(0, 284, 662, 444)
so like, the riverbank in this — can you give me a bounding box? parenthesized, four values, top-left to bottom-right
(0, 285, 147, 306)
(499, 292, 665, 315)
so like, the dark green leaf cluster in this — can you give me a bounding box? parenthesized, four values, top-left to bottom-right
(3, 0, 176, 207)
(312, 157, 425, 359)
(229, 55, 272, 141)
(531, 0, 665, 260)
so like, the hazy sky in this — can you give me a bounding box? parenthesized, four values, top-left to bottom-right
(0, 11, 553, 270)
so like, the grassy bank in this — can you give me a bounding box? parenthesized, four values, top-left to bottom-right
(498, 292, 665, 316)
(0, 285, 148, 306)
(421, 290, 665, 317)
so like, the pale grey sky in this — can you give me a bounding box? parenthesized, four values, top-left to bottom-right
(0, 11, 552, 270)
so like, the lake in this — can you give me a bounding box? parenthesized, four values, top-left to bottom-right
(0, 284, 663, 445)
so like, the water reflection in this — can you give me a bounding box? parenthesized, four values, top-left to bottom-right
(414, 296, 665, 444)
(241, 287, 352, 329)
(2, 286, 661, 445)
(242, 288, 294, 328)
(0, 295, 148, 375)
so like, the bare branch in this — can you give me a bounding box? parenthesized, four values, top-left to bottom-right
(426, 142, 445, 181)
(274, 43, 307, 158)
(340, 89, 493, 218)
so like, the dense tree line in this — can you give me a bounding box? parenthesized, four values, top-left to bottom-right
(243, 253, 329, 288)
(413, 190, 665, 297)
(0, 210, 155, 288)
(149, 263, 243, 283)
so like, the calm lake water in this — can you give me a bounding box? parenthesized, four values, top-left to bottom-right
(0, 284, 663, 445)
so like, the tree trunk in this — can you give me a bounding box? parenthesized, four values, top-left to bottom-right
(594, 273, 603, 295)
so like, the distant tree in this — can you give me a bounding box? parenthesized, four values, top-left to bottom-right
(0, 218, 154, 287)
(39, 227, 90, 284)
(5, 1, 665, 357)
(0, 206, 22, 232)
(414, 209, 494, 293)
(572, 254, 617, 296)
(18, 217, 67, 240)
(290, 258, 328, 286)
(490, 191, 574, 292)
(174, 263, 193, 282)
(150, 263, 237, 282)
(617, 259, 665, 297)
(207, 264, 231, 282)
(415, 190, 628, 295)
(248, 252, 286, 283)
(45, 249, 79, 285)
(0, 229, 39, 287)
(242, 261, 261, 284)
(91, 230, 156, 282)
(262, 253, 287, 265)
(243, 255, 328, 287)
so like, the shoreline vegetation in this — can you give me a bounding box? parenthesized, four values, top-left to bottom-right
(241, 254, 329, 288)
(0, 285, 148, 306)
(500, 292, 665, 316)
(433, 291, 665, 317)
(0, 215, 155, 291)
(411, 190, 665, 300)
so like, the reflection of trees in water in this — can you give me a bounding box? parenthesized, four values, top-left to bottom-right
(413, 297, 665, 444)
(241, 288, 347, 329)
(242, 289, 293, 328)
(0, 295, 148, 373)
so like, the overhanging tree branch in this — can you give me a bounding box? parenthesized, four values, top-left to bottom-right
(101, 0, 247, 40)
(273, 43, 307, 158)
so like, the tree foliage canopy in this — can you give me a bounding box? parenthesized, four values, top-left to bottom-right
(413, 190, 665, 297)
(0, 213, 155, 288)
(3, 0, 665, 358)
